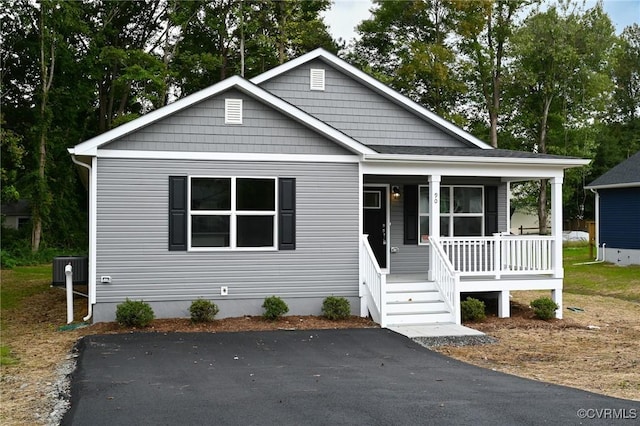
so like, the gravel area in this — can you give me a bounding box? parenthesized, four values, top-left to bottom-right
(413, 335, 498, 348)
(45, 350, 78, 426)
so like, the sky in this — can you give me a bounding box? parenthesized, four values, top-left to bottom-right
(323, 0, 640, 42)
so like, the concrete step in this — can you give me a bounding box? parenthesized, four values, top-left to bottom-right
(385, 281, 436, 292)
(386, 311, 455, 325)
(386, 300, 448, 314)
(386, 290, 441, 303)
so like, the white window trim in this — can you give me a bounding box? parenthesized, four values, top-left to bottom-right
(418, 185, 484, 244)
(188, 176, 278, 251)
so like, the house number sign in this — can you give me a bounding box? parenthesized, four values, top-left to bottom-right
(434, 193, 438, 204)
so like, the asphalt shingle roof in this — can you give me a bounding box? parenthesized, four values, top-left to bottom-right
(587, 150, 640, 188)
(368, 145, 583, 160)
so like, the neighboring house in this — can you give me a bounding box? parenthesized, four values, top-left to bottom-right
(1, 200, 30, 230)
(586, 151, 640, 266)
(69, 49, 588, 325)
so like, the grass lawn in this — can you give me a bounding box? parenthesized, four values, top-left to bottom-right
(1, 265, 52, 310)
(563, 245, 640, 302)
(1, 265, 53, 366)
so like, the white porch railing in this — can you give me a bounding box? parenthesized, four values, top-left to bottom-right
(429, 237, 461, 324)
(440, 234, 555, 278)
(360, 235, 386, 326)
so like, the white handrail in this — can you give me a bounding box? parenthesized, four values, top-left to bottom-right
(360, 235, 386, 326)
(440, 235, 555, 277)
(429, 237, 460, 324)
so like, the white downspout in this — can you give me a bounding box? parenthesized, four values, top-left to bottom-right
(590, 188, 600, 261)
(70, 155, 94, 321)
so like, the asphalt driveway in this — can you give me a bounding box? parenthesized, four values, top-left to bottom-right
(62, 329, 639, 425)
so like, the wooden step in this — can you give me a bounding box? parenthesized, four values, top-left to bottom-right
(386, 300, 447, 314)
(386, 290, 441, 303)
(385, 281, 436, 292)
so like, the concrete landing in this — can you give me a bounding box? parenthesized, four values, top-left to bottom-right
(387, 323, 485, 338)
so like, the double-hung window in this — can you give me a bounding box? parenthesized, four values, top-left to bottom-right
(189, 177, 276, 249)
(419, 185, 484, 242)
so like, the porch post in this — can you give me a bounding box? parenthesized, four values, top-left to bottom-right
(505, 181, 511, 233)
(551, 176, 564, 279)
(428, 175, 441, 281)
(551, 288, 563, 319)
(498, 290, 510, 318)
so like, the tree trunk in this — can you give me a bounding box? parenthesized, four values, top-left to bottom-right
(538, 179, 549, 235)
(489, 109, 498, 148)
(32, 3, 55, 252)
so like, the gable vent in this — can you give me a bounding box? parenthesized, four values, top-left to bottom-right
(310, 68, 325, 91)
(225, 99, 243, 124)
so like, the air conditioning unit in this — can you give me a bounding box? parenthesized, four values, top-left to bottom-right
(52, 256, 88, 286)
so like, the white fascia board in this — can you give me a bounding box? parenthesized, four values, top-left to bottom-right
(252, 48, 493, 150)
(361, 161, 565, 180)
(363, 153, 590, 168)
(97, 149, 360, 163)
(72, 74, 374, 156)
(585, 182, 640, 190)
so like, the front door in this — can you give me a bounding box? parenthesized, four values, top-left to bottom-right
(363, 187, 387, 268)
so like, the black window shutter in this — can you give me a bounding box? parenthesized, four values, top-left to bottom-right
(484, 186, 498, 236)
(279, 178, 296, 250)
(169, 176, 187, 251)
(404, 185, 418, 245)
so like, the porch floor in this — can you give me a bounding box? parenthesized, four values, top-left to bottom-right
(387, 273, 555, 283)
(388, 323, 484, 338)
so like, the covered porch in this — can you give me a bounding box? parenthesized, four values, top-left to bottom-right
(357, 150, 584, 327)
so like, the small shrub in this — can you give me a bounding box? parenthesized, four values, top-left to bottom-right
(262, 296, 288, 320)
(461, 297, 486, 322)
(530, 297, 558, 320)
(322, 296, 351, 320)
(115, 299, 155, 327)
(189, 299, 219, 323)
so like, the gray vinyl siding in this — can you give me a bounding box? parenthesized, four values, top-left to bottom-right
(104, 89, 351, 155)
(95, 158, 359, 304)
(259, 59, 471, 148)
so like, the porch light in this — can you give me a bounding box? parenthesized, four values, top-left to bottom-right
(392, 186, 401, 200)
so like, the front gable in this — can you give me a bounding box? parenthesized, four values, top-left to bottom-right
(257, 59, 470, 148)
(70, 76, 374, 158)
(103, 88, 352, 156)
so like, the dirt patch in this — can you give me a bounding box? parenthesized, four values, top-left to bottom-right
(2, 287, 639, 425)
(434, 291, 640, 402)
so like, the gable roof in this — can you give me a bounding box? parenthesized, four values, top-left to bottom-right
(251, 48, 492, 151)
(69, 76, 376, 156)
(586, 150, 640, 189)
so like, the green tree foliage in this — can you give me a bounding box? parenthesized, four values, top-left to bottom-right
(453, 0, 535, 148)
(0, 117, 26, 204)
(506, 3, 616, 232)
(351, 0, 466, 121)
(588, 24, 640, 186)
(1, 0, 336, 255)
